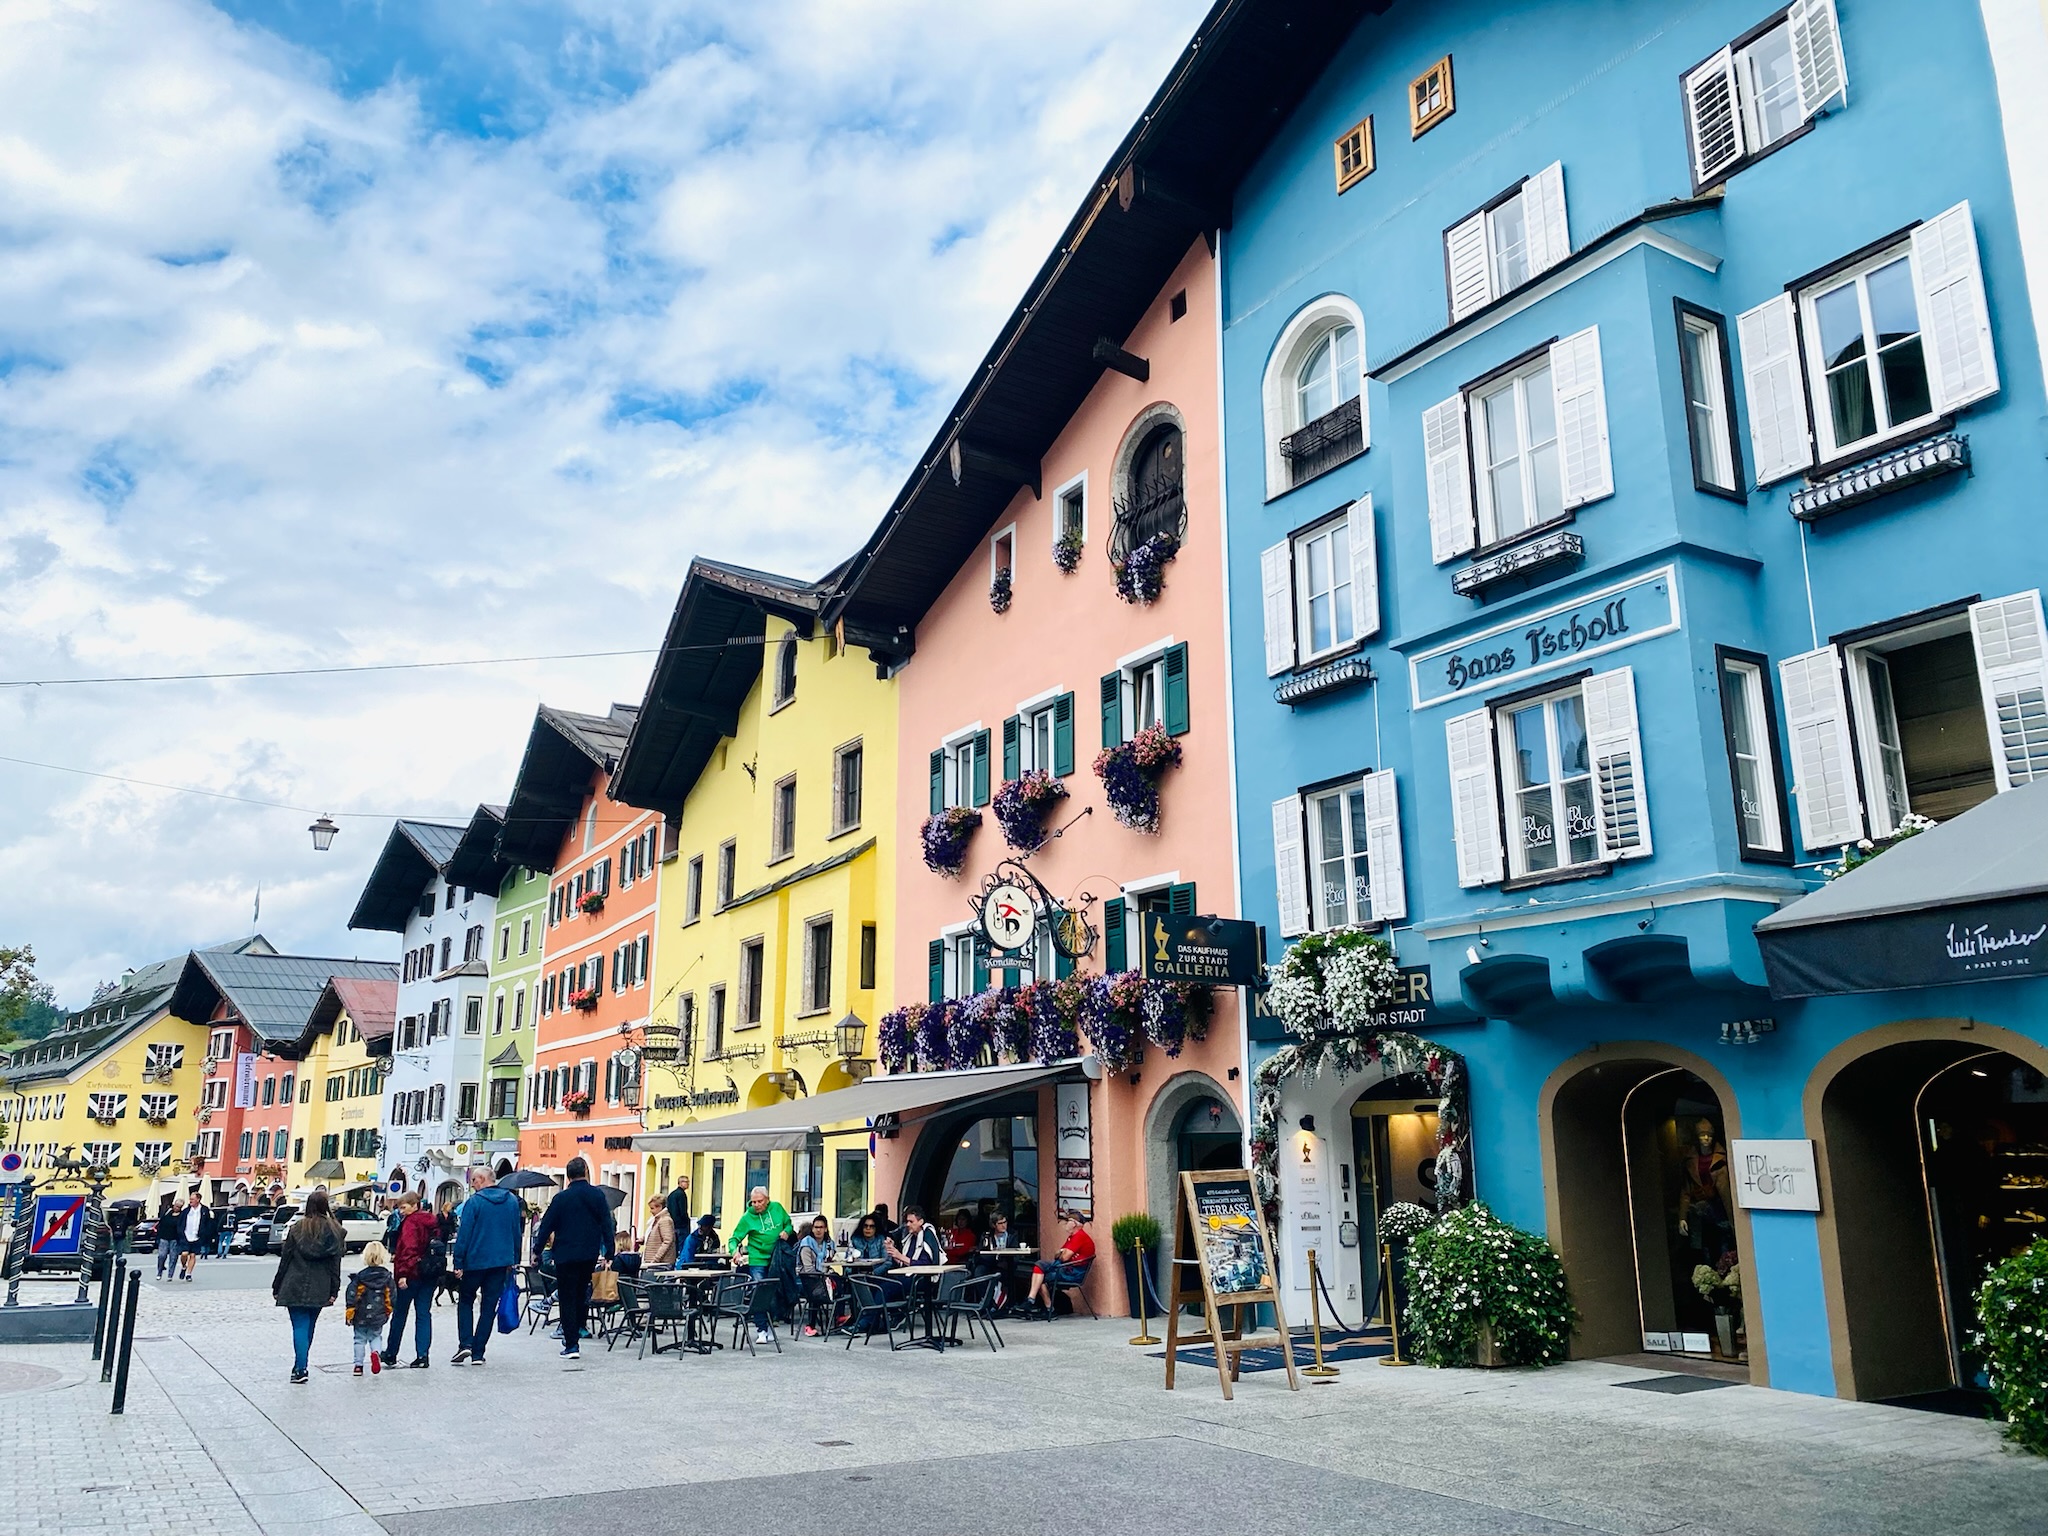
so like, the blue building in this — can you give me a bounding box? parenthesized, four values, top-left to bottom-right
(1216, 0, 2048, 1399)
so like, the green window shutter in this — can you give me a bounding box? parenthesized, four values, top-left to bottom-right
(1052, 692, 1076, 777)
(928, 939, 945, 1003)
(1163, 642, 1191, 736)
(1002, 716, 1021, 782)
(929, 749, 944, 815)
(972, 938, 990, 995)
(972, 729, 992, 806)
(1104, 897, 1127, 973)
(1055, 947, 1074, 980)
(1169, 881, 1197, 916)
(1100, 672, 1123, 748)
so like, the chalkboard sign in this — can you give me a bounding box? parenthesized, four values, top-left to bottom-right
(1163, 1169, 1299, 1399)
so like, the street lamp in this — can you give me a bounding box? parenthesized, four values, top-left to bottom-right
(308, 814, 339, 852)
(834, 1013, 867, 1062)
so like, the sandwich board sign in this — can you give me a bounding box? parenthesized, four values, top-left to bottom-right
(1163, 1170, 1299, 1400)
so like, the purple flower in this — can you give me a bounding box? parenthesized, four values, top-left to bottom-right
(947, 996, 996, 1071)
(989, 566, 1013, 614)
(1091, 724, 1183, 834)
(919, 807, 982, 876)
(1112, 532, 1178, 605)
(914, 1001, 953, 1073)
(1053, 534, 1084, 574)
(878, 1007, 915, 1074)
(1078, 972, 1145, 1073)
(991, 771, 1069, 851)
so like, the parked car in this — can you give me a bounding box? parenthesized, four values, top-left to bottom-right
(276, 1203, 382, 1254)
(243, 1205, 293, 1257)
(220, 1204, 267, 1254)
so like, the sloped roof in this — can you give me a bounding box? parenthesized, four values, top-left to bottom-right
(496, 702, 640, 872)
(611, 558, 831, 819)
(289, 975, 400, 1059)
(347, 818, 469, 933)
(166, 950, 400, 1047)
(446, 803, 511, 892)
(488, 1039, 526, 1068)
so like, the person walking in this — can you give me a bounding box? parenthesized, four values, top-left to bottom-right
(344, 1242, 396, 1377)
(382, 1192, 439, 1369)
(272, 1189, 345, 1384)
(531, 1157, 613, 1362)
(433, 1188, 461, 1303)
(154, 1196, 181, 1280)
(450, 1167, 523, 1367)
(728, 1186, 793, 1345)
(176, 1190, 216, 1282)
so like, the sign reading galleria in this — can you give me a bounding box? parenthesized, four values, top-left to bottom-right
(1410, 566, 1679, 709)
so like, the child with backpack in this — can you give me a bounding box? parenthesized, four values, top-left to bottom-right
(345, 1242, 396, 1377)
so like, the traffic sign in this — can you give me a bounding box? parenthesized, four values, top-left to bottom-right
(0, 1151, 24, 1186)
(30, 1194, 85, 1257)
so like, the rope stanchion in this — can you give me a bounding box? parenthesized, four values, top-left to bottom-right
(1127, 1235, 1160, 1346)
(1378, 1240, 1412, 1367)
(1303, 1248, 1339, 1378)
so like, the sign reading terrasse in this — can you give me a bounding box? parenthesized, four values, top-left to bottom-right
(1141, 914, 1263, 986)
(1410, 565, 1678, 709)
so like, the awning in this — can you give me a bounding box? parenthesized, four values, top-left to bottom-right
(632, 1058, 1096, 1154)
(303, 1159, 347, 1180)
(1756, 779, 2048, 998)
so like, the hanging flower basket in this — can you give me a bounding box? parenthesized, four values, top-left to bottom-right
(563, 1089, 594, 1116)
(920, 807, 982, 876)
(991, 771, 1068, 852)
(1078, 972, 1147, 1073)
(1112, 532, 1179, 605)
(577, 890, 606, 915)
(1263, 925, 1405, 1040)
(567, 987, 600, 1012)
(948, 993, 999, 1071)
(1092, 723, 1183, 834)
(989, 566, 1013, 614)
(1054, 533, 1085, 573)
(1020, 978, 1082, 1064)
(879, 1006, 918, 1074)
(913, 1001, 954, 1073)
(1140, 976, 1212, 1057)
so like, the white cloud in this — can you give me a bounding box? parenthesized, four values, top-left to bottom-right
(0, 0, 1206, 1001)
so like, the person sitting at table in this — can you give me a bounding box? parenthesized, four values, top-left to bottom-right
(943, 1209, 977, 1264)
(973, 1212, 1025, 1307)
(885, 1205, 942, 1269)
(848, 1213, 888, 1264)
(796, 1215, 836, 1336)
(1023, 1209, 1096, 1318)
(678, 1213, 721, 1267)
(869, 1203, 901, 1244)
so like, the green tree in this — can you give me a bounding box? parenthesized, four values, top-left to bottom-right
(0, 946, 59, 1048)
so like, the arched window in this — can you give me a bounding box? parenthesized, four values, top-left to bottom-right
(1111, 411, 1189, 564)
(1264, 298, 1368, 497)
(773, 632, 798, 708)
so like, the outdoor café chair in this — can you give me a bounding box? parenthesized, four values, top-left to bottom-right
(639, 1279, 695, 1359)
(842, 1273, 912, 1351)
(606, 1278, 647, 1352)
(1044, 1257, 1096, 1319)
(522, 1264, 558, 1335)
(941, 1272, 1005, 1352)
(710, 1273, 782, 1356)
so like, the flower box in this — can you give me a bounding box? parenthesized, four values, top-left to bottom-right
(563, 1090, 594, 1116)
(919, 807, 982, 877)
(1092, 723, 1182, 834)
(989, 566, 1013, 614)
(577, 890, 607, 916)
(567, 987, 600, 1012)
(992, 771, 1068, 852)
(1053, 533, 1084, 574)
(1112, 532, 1179, 605)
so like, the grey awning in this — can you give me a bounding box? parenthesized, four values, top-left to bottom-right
(632, 1058, 1096, 1154)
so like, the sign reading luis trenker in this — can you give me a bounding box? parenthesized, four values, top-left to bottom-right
(1410, 565, 1678, 709)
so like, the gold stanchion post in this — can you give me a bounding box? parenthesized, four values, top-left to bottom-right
(1378, 1240, 1412, 1367)
(1303, 1247, 1339, 1378)
(1128, 1234, 1160, 1346)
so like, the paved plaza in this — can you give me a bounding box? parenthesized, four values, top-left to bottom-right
(0, 1258, 2043, 1536)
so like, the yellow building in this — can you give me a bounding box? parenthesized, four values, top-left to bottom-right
(611, 559, 896, 1227)
(278, 976, 396, 1195)
(0, 940, 270, 1204)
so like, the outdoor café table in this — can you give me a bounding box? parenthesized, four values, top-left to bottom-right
(662, 1269, 729, 1353)
(891, 1264, 968, 1351)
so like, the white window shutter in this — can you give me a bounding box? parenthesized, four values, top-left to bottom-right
(1360, 770, 1407, 923)
(1789, 0, 1847, 118)
(1968, 590, 2048, 791)
(1525, 162, 1570, 275)
(1346, 496, 1380, 640)
(1445, 211, 1492, 322)
(1685, 47, 1746, 185)
(1423, 395, 1477, 563)
(1911, 201, 2000, 414)
(1550, 326, 1613, 508)
(1736, 294, 1813, 484)
(1261, 541, 1295, 676)
(1777, 647, 1866, 850)
(1271, 796, 1311, 938)
(1446, 709, 1505, 888)
(1582, 667, 1651, 859)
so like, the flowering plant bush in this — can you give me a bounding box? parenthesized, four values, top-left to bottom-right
(1019, 978, 1082, 1063)
(1112, 532, 1179, 604)
(1264, 925, 1403, 1038)
(1139, 975, 1212, 1057)
(989, 566, 1013, 614)
(878, 1006, 918, 1074)
(576, 889, 606, 915)
(563, 1089, 594, 1115)
(963, 986, 1030, 1066)
(947, 993, 997, 1071)
(919, 807, 982, 876)
(1692, 1259, 1741, 1306)
(991, 770, 1068, 852)
(913, 1000, 954, 1073)
(1092, 723, 1183, 834)
(1379, 1201, 1438, 1244)
(567, 987, 599, 1011)
(1404, 1202, 1576, 1368)
(1973, 1237, 2048, 1455)
(1053, 532, 1084, 573)
(1825, 812, 1937, 880)
(1078, 972, 1147, 1073)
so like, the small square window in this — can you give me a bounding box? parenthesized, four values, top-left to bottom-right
(1410, 55, 1454, 137)
(1334, 116, 1374, 193)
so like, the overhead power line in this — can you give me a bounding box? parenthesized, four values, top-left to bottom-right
(0, 754, 437, 818)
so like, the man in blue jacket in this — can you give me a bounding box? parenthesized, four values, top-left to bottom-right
(449, 1167, 526, 1367)
(530, 1157, 614, 1362)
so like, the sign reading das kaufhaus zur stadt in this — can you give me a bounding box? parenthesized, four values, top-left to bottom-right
(1141, 913, 1263, 986)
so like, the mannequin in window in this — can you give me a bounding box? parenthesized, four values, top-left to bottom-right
(1675, 1118, 1735, 1265)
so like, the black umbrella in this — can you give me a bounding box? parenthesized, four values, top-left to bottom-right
(498, 1169, 558, 1191)
(108, 1198, 146, 1210)
(596, 1184, 628, 1211)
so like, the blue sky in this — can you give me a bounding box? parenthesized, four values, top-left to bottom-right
(0, 0, 1206, 1003)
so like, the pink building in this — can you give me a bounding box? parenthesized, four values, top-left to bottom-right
(831, 238, 1241, 1316)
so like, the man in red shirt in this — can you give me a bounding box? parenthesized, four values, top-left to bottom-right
(1024, 1209, 1096, 1316)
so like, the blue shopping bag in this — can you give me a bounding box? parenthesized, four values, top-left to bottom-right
(497, 1274, 522, 1334)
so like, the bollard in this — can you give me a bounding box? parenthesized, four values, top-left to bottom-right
(109, 1270, 141, 1415)
(1377, 1240, 1411, 1367)
(73, 1189, 106, 1306)
(1303, 1248, 1339, 1378)
(1127, 1234, 1160, 1347)
(92, 1255, 124, 1361)
(2, 1181, 31, 1310)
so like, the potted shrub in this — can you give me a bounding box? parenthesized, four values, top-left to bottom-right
(919, 807, 982, 876)
(991, 770, 1068, 852)
(1112, 1212, 1165, 1319)
(576, 889, 606, 916)
(1974, 1236, 2048, 1455)
(1092, 723, 1183, 834)
(1404, 1202, 1576, 1368)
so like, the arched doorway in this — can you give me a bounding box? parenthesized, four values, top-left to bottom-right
(1347, 1072, 1451, 1322)
(1174, 1096, 1241, 1173)
(1542, 1049, 1759, 1381)
(904, 1093, 1041, 1239)
(1809, 1028, 2048, 1404)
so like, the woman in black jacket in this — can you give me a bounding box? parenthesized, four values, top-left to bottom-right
(273, 1189, 346, 1384)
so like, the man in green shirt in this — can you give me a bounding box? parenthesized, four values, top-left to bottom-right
(728, 1186, 792, 1344)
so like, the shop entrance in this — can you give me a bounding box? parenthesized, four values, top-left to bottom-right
(1820, 1042, 2048, 1404)
(904, 1093, 1041, 1240)
(1174, 1095, 1242, 1174)
(1349, 1075, 1443, 1323)
(1547, 1059, 1751, 1378)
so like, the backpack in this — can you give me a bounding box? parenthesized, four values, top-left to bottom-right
(421, 1234, 449, 1282)
(345, 1273, 390, 1329)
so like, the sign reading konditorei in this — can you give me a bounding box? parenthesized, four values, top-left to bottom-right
(1142, 914, 1262, 987)
(1409, 565, 1679, 709)
(1730, 1139, 1822, 1212)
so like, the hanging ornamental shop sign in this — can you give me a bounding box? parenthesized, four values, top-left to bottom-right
(969, 860, 1096, 968)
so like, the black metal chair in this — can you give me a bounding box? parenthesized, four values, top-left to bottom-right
(1044, 1257, 1096, 1319)
(605, 1278, 647, 1352)
(711, 1273, 782, 1355)
(639, 1280, 694, 1358)
(522, 1264, 558, 1335)
(842, 1273, 912, 1350)
(942, 1272, 1005, 1352)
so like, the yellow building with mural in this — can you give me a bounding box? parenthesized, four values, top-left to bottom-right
(611, 559, 896, 1228)
(276, 976, 396, 1195)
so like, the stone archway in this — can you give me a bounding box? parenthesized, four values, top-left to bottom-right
(1803, 1018, 2048, 1401)
(1141, 1071, 1241, 1265)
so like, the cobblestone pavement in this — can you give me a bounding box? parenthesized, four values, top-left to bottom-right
(1, 1259, 2044, 1536)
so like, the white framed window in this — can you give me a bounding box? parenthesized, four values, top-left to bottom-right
(990, 524, 1015, 585)
(772, 631, 799, 709)
(705, 986, 726, 1056)
(1678, 304, 1742, 494)
(938, 928, 983, 1001)
(686, 855, 704, 922)
(493, 991, 506, 1033)
(1053, 472, 1086, 556)
(1022, 699, 1057, 774)
(519, 917, 532, 955)
(738, 938, 765, 1027)
(1263, 298, 1368, 497)
(512, 985, 525, 1031)
(463, 997, 482, 1035)
(1718, 652, 1788, 858)
(1684, 0, 1847, 187)
(1443, 163, 1569, 324)
(1293, 511, 1360, 661)
(716, 841, 736, 908)
(1472, 356, 1563, 544)
(1271, 772, 1405, 936)
(937, 728, 988, 810)
(1801, 247, 1936, 462)
(1500, 688, 1602, 877)
(1308, 784, 1371, 929)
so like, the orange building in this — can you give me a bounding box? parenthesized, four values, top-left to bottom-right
(499, 704, 666, 1227)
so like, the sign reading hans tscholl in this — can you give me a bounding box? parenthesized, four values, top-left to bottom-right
(1141, 914, 1262, 987)
(1410, 565, 1679, 709)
